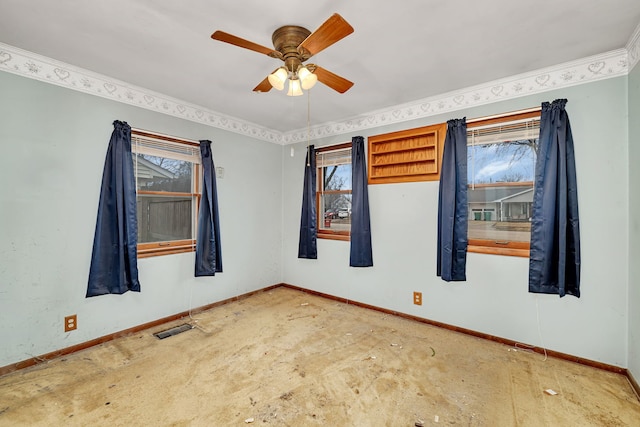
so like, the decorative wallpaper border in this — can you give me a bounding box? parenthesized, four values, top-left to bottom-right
(0, 40, 634, 145)
(282, 49, 629, 144)
(0, 43, 282, 144)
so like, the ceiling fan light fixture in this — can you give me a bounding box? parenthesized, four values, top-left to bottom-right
(286, 78, 304, 97)
(298, 66, 318, 90)
(268, 67, 287, 91)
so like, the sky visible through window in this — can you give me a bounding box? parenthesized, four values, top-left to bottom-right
(468, 140, 537, 184)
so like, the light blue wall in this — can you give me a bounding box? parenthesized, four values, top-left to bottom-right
(0, 72, 283, 367)
(283, 77, 630, 367)
(629, 61, 640, 381)
(0, 64, 635, 372)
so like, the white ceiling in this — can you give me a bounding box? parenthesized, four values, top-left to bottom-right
(1, 0, 639, 134)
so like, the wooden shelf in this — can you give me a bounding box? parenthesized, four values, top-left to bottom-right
(368, 123, 446, 184)
(372, 158, 433, 167)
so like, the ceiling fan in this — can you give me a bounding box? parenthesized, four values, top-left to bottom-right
(211, 13, 354, 96)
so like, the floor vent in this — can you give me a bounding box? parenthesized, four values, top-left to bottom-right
(153, 323, 193, 340)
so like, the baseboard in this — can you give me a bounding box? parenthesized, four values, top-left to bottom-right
(0, 284, 283, 377)
(628, 370, 640, 400)
(280, 283, 630, 376)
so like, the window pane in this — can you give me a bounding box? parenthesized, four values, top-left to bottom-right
(316, 145, 353, 238)
(467, 139, 537, 244)
(320, 193, 352, 232)
(137, 194, 193, 243)
(134, 154, 193, 193)
(468, 140, 536, 184)
(322, 164, 352, 191)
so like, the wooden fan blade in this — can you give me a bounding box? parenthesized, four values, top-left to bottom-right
(299, 14, 354, 57)
(253, 76, 273, 93)
(211, 31, 282, 59)
(313, 66, 354, 93)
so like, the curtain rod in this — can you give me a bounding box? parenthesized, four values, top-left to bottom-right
(131, 127, 200, 146)
(466, 106, 541, 124)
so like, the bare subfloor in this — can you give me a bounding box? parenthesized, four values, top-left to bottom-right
(1, 287, 639, 426)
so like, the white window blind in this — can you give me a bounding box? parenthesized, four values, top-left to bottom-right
(316, 147, 351, 168)
(467, 117, 540, 146)
(131, 133, 201, 164)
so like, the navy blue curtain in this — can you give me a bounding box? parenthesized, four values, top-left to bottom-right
(86, 120, 140, 297)
(298, 145, 317, 259)
(195, 140, 223, 276)
(350, 136, 373, 267)
(529, 99, 581, 297)
(437, 118, 468, 281)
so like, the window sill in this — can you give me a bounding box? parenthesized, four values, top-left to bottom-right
(467, 244, 530, 258)
(138, 240, 196, 258)
(318, 232, 350, 242)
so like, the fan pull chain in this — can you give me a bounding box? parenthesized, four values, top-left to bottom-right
(306, 89, 311, 166)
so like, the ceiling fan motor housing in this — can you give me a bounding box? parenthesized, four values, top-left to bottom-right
(272, 25, 311, 72)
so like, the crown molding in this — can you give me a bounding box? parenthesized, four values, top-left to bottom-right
(627, 21, 640, 71)
(0, 41, 631, 145)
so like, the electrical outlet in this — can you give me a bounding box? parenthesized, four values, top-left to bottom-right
(413, 292, 422, 306)
(65, 314, 77, 332)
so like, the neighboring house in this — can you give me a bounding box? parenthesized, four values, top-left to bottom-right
(468, 183, 533, 222)
(134, 155, 176, 186)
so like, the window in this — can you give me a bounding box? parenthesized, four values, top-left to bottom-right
(466, 110, 540, 257)
(316, 143, 352, 241)
(368, 123, 446, 184)
(131, 130, 201, 257)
